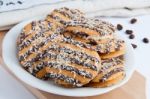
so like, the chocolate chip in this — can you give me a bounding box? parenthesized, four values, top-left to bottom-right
(129, 34, 135, 39)
(117, 24, 123, 31)
(17, 1, 22, 4)
(131, 44, 137, 49)
(124, 7, 132, 10)
(6, 2, 15, 6)
(0, 0, 3, 6)
(143, 38, 149, 43)
(130, 18, 137, 24)
(126, 30, 133, 35)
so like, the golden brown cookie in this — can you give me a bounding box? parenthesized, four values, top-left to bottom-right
(62, 32, 125, 54)
(94, 39, 125, 54)
(35, 42, 101, 87)
(66, 18, 115, 42)
(46, 7, 85, 26)
(100, 49, 125, 59)
(85, 73, 125, 88)
(17, 20, 64, 45)
(85, 55, 125, 87)
(17, 20, 64, 73)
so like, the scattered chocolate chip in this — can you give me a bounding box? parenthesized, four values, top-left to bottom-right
(124, 7, 132, 10)
(130, 18, 137, 24)
(0, 0, 3, 6)
(143, 38, 149, 43)
(129, 34, 135, 39)
(6, 2, 15, 6)
(125, 30, 133, 35)
(117, 24, 123, 31)
(131, 44, 137, 49)
(17, 1, 22, 4)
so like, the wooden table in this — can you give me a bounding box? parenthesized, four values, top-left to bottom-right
(0, 31, 6, 57)
(0, 31, 146, 99)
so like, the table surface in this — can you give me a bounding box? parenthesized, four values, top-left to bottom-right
(0, 15, 150, 99)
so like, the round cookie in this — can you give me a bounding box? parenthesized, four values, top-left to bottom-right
(93, 38, 125, 54)
(85, 55, 125, 87)
(35, 42, 101, 87)
(62, 32, 125, 54)
(17, 20, 63, 46)
(66, 18, 115, 42)
(85, 74, 125, 88)
(17, 20, 48, 45)
(100, 49, 125, 59)
(17, 20, 64, 73)
(46, 7, 85, 26)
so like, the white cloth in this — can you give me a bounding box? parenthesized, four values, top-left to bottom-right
(1, 0, 150, 30)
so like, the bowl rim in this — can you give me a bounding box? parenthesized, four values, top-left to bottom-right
(2, 16, 136, 97)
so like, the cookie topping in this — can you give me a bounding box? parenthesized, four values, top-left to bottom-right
(45, 73, 82, 87)
(34, 62, 93, 79)
(100, 56, 124, 73)
(100, 67, 124, 82)
(67, 18, 115, 36)
(95, 39, 125, 53)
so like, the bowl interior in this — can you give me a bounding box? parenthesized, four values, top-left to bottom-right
(2, 17, 135, 97)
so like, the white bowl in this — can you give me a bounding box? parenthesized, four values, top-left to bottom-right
(2, 17, 135, 97)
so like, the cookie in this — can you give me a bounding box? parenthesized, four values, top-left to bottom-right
(46, 7, 85, 26)
(35, 42, 101, 87)
(62, 32, 125, 54)
(17, 20, 63, 45)
(95, 39, 125, 54)
(85, 55, 125, 87)
(85, 73, 125, 88)
(100, 49, 125, 59)
(17, 20, 64, 73)
(66, 18, 115, 42)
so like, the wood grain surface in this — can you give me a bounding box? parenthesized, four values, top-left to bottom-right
(0, 31, 6, 57)
(0, 31, 146, 99)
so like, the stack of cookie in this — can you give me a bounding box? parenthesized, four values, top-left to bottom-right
(17, 7, 126, 88)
